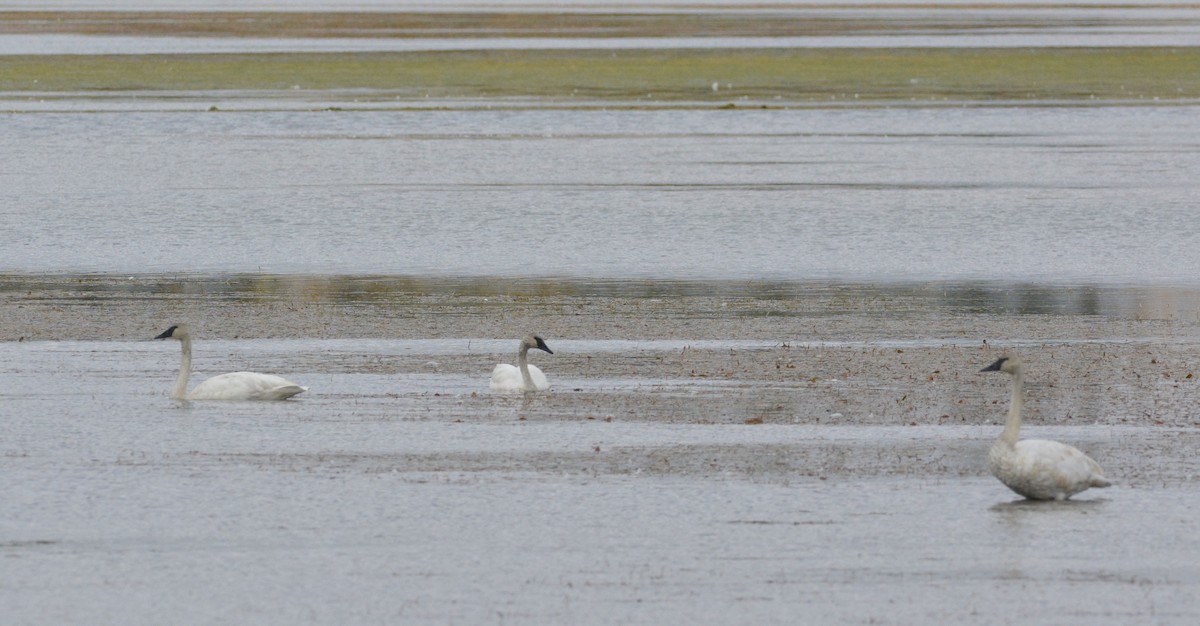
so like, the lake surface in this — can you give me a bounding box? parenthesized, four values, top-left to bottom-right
(3, 337, 1199, 624)
(5, 0, 1200, 53)
(4, 4, 1200, 623)
(3, 104, 1199, 284)
(7, 30, 1200, 55)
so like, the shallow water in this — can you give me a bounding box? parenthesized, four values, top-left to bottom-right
(3, 104, 1200, 283)
(5, 0, 1199, 53)
(2, 337, 1199, 624)
(7, 30, 1200, 55)
(4, 3, 1200, 620)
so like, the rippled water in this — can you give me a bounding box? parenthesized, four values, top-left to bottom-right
(8, 30, 1200, 55)
(3, 104, 1199, 283)
(5, 0, 1200, 52)
(3, 337, 1199, 624)
(4, 4, 1200, 621)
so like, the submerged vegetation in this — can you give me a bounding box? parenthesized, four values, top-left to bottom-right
(3, 47, 1199, 104)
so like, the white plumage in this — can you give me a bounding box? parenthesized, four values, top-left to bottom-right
(155, 324, 307, 401)
(981, 354, 1110, 500)
(490, 335, 553, 393)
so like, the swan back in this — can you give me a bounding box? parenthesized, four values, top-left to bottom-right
(189, 371, 308, 401)
(490, 363, 550, 392)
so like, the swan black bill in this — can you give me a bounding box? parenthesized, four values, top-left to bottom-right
(155, 326, 178, 340)
(980, 357, 1007, 372)
(534, 336, 553, 354)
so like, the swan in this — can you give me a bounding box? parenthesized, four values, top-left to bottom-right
(154, 324, 307, 401)
(490, 335, 553, 393)
(981, 354, 1110, 500)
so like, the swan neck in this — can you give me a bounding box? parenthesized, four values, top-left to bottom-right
(173, 336, 192, 400)
(1000, 368, 1024, 446)
(517, 342, 534, 391)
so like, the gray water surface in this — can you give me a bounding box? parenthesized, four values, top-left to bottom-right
(2, 338, 1198, 624)
(5, 5, 1200, 620)
(7, 30, 1200, 55)
(4, 105, 1199, 283)
(5, 0, 1199, 53)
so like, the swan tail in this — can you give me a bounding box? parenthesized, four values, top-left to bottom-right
(267, 385, 307, 400)
(1083, 454, 1111, 488)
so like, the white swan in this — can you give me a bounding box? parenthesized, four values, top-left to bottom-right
(490, 335, 553, 393)
(154, 324, 307, 401)
(981, 354, 1110, 500)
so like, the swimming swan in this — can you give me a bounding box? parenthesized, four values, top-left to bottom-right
(154, 324, 307, 401)
(490, 335, 553, 393)
(981, 355, 1110, 500)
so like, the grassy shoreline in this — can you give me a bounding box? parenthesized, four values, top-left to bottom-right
(0, 9, 1139, 39)
(3, 47, 1199, 103)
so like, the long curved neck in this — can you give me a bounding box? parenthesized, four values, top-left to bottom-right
(1000, 367, 1024, 446)
(517, 342, 534, 391)
(172, 336, 192, 400)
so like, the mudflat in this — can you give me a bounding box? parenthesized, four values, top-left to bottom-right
(5, 274, 1198, 431)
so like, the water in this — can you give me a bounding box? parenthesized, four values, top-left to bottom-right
(8, 30, 1200, 55)
(5, 0, 1200, 53)
(3, 105, 1199, 283)
(4, 4, 1200, 622)
(2, 338, 1199, 624)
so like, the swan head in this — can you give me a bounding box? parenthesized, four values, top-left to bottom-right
(154, 324, 191, 341)
(981, 354, 1022, 375)
(523, 335, 553, 354)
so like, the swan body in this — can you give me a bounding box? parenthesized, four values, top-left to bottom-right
(185, 371, 307, 401)
(981, 355, 1110, 500)
(490, 335, 553, 393)
(155, 324, 306, 401)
